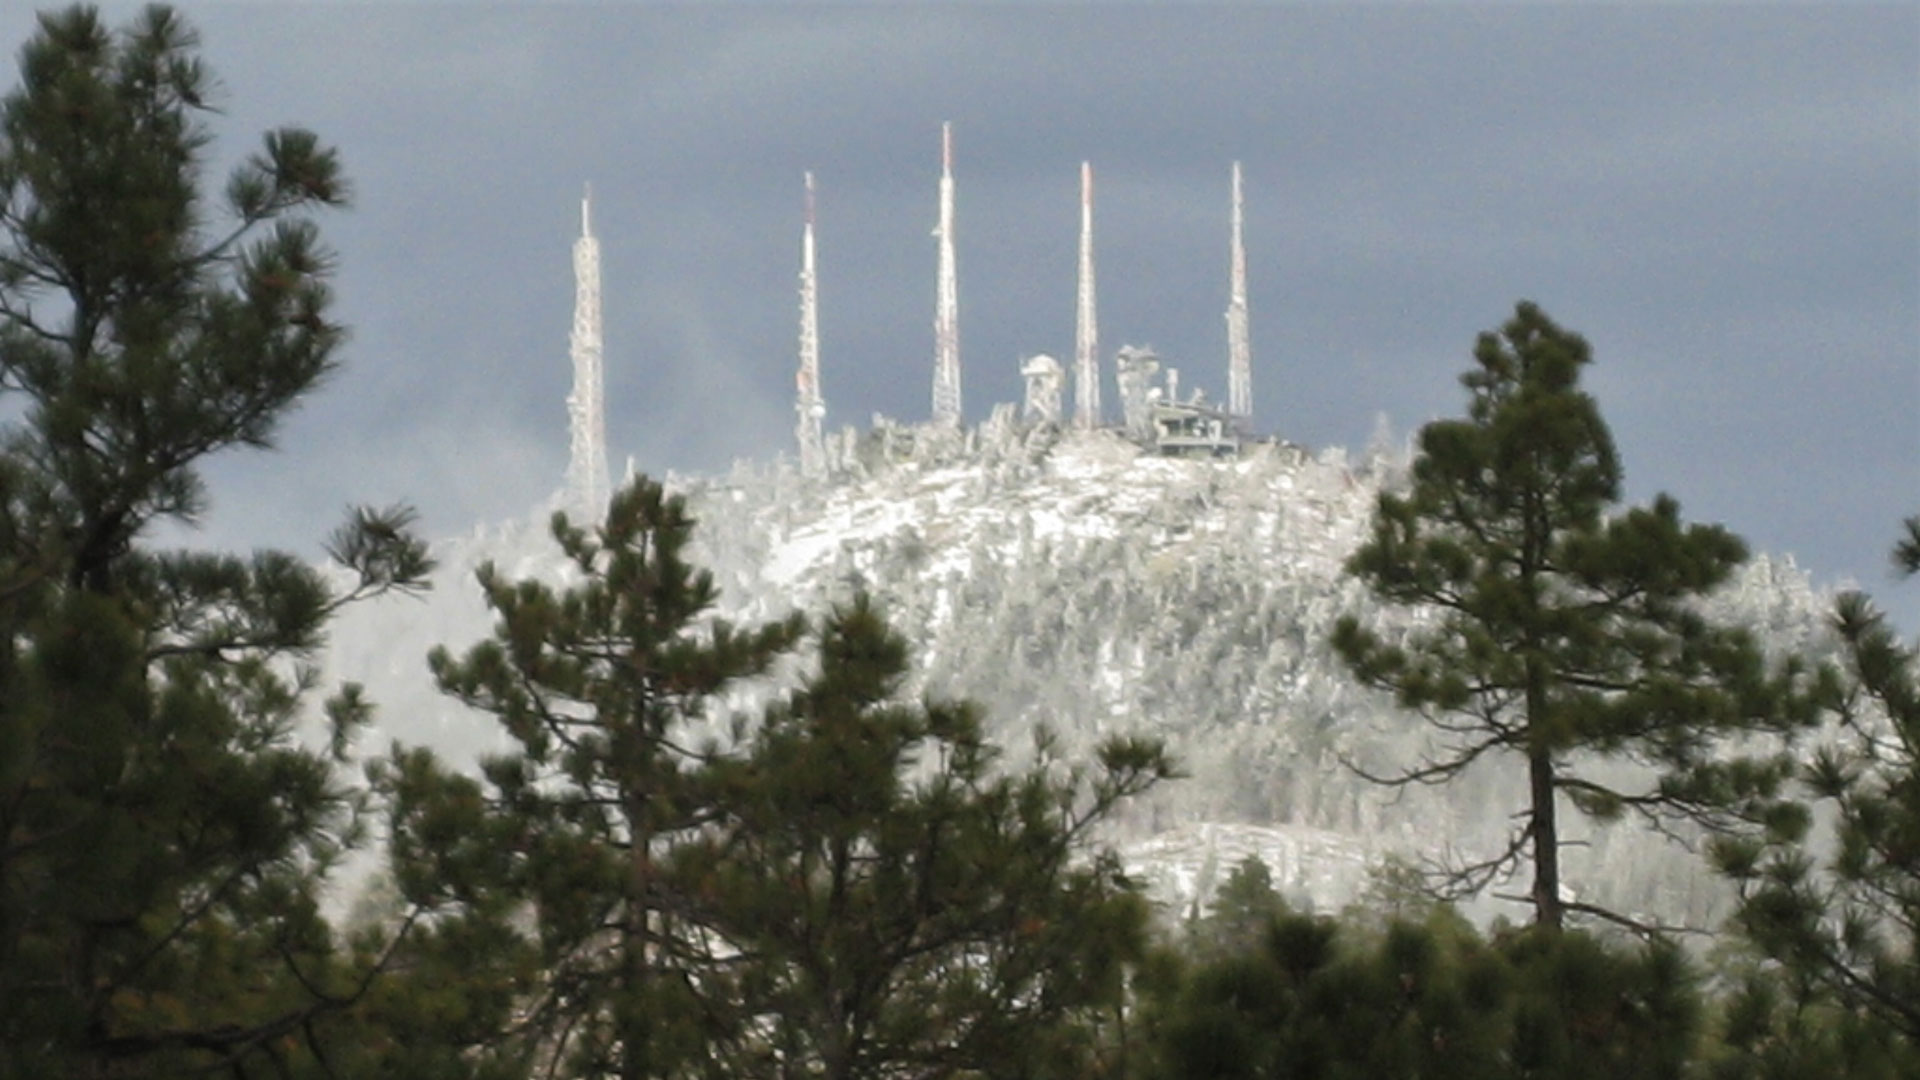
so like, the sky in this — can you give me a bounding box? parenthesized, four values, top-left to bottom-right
(2, 4, 1916, 629)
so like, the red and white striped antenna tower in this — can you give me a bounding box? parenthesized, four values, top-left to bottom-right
(566, 183, 609, 515)
(1074, 160, 1100, 429)
(931, 122, 962, 428)
(795, 171, 825, 474)
(1226, 161, 1252, 420)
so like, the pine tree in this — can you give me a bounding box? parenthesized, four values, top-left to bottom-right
(0, 5, 430, 1075)
(385, 481, 1176, 1078)
(1714, 516, 1920, 1052)
(1141, 907, 1704, 1080)
(679, 594, 1173, 1079)
(1188, 855, 1287, 956)
(382, 476, 806, 1078)
(1332, 302, 1809, 931)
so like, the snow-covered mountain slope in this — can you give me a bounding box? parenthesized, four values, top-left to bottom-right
(323, 421, 1837, 925)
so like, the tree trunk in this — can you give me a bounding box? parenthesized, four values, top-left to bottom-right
(1527, 746, 1563, 931)
(623, 799, 652, 1080)
(1523, 481, 1562, 932)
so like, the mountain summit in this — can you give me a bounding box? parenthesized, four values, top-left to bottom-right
(326, 422, 1834, 923)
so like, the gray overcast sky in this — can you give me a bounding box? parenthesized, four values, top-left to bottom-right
(4, 4, 1917, 627)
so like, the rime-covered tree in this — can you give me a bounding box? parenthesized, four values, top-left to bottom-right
(0, 5, 430, 1075)
(1332, 302, 1808, 931)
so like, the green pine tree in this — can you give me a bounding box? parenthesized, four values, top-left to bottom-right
(1705, 959, 1917, 1080)
(0, 5, 430, 1076)
(1332, 301, 1811, 932)
(1142, 908, 1704, 1080)
(1713, 516, 1920, 1056)
(1189, 855, 1287, 956)
(679, 594, 1174, 1079)
(385, 481, 1177, 1079)
(381, 476, 805, 1079)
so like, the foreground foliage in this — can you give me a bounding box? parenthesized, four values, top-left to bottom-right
(686, 594, 1171, 1079)
(1714, 517, 1920, 1054)
(1143, 905, 1704, 1080)
(0, 5, 429, 1076)
(382, 476, 1174, 1079)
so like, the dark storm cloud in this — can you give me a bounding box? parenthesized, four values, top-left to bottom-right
(1, 4, 1914, 626)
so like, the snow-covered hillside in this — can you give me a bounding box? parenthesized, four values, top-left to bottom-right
(323, 421, 1837, 925)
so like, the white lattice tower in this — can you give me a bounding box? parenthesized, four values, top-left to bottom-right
(931, 122, 961, 428)
(1226, 161, 1252, 420)
(567, 185, 610, 516)
(795, 171, 825, 474)
(1074, 161, 1100, 429)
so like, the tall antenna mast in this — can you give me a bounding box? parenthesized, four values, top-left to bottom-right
(931, 121, 962, 428)
(567, 183, 610, 515)
(795, 171, 825, 474)
(1226, 161, 1252, 420)
(1074, 160, 1100, 429)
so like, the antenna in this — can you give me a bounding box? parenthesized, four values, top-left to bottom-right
(796, 171, 825, 474)
(566, 183, 609, 516)
(931, 122, 962, 427)
(1074, 161, 1099, 429)
(1226, 161, 1252, 420)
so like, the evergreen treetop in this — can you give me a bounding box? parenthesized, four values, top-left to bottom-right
(1333, 301, 1815, 932)
(384, 476, 1176, 1079)
(0, 6, 430, 1074)
(1716, 516, 1920, 1048)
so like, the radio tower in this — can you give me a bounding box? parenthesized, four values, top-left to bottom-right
(1074, 161, 1099, 429)
(795, 172, 825, 474)
(1226, 161, 1252, 420)
(931, 122, 962, 428)
(567, 184, 610, 516)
